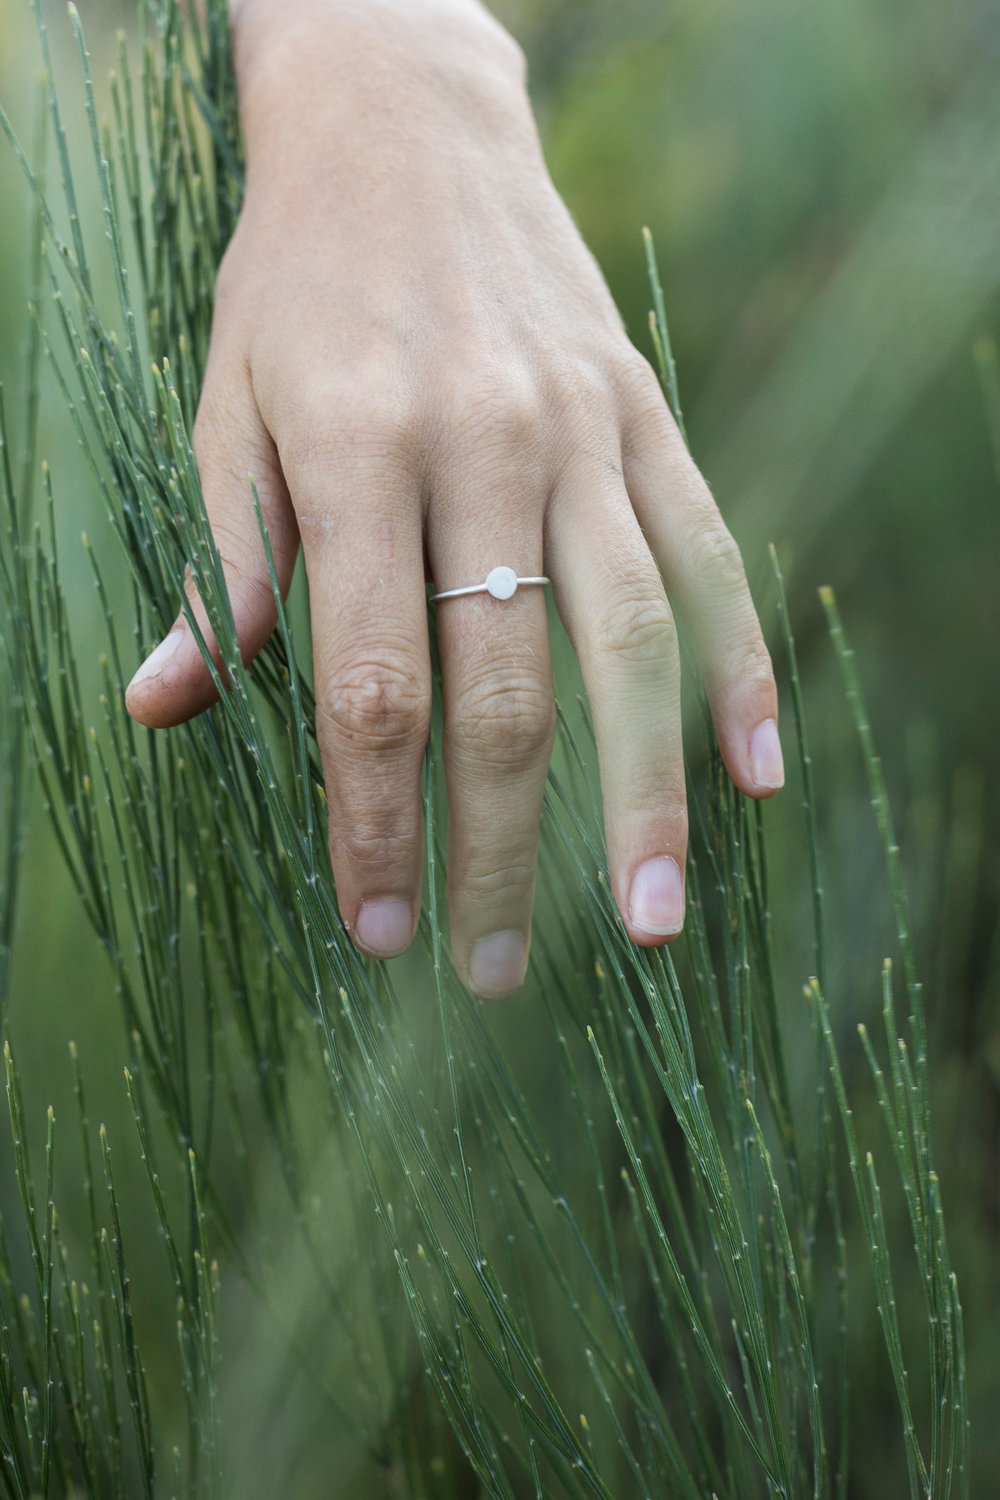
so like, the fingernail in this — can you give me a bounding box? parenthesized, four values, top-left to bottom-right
(749, 718, 784, 790)
(126, 630, 184, 697)
(469, 931, 526, 998)
(355, 898, 413, 959)
(628, 856, 684, 936)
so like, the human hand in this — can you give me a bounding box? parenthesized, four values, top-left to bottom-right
(125, 0, 784, 997)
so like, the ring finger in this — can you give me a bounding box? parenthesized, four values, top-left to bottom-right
(429, 493, 554, 1000)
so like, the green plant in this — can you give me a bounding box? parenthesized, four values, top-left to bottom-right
(0, 2, 969, 1495)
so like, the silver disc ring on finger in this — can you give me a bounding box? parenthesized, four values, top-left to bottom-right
(432, 566, 549, 604)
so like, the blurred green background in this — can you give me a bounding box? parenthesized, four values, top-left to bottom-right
(1, 0, 998, 1491)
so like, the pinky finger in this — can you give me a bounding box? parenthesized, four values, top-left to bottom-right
(622, 391, 784, 798)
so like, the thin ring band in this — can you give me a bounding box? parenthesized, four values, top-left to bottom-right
(432, 565, 550, 604)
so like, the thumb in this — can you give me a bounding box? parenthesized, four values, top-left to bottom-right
(125, 379, 299, 730)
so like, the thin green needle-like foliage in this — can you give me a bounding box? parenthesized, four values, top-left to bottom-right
(0, 2, 970, 1496)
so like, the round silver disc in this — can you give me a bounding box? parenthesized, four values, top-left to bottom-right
(485, 566, 518, 600)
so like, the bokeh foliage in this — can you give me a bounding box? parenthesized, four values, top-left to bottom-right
(0, 0, 997, 1496)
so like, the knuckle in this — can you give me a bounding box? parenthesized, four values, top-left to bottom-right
(448, 363, 543, 453)
(619, 349, 668, 411)
(452, 672, 555, 767)
(213, 542, 270, 609)
(687, 522, 748, 594)
(726, 635, 776, 695)
(617, 351, 690, 454)
(180, 531, 272, 618)
(594, 579, 677, 666)
(334, 817, 419, 876)
(204, 512, 252, 568)
(547, 354, 615, 420)
(194, 372, 276, 487)
(456, 856, 536, 905)
(319, 656, 430, 751)
(282, 380, 415, 476)
(618, 347, 659, 391)
(337, 385, 414, 448)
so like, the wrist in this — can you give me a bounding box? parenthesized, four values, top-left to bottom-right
(231, 0, 526, 102)
(232, 0, 534, 196)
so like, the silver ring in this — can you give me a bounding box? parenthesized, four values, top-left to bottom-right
(432, 565, 549, 604)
